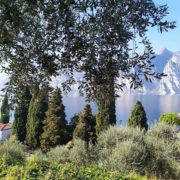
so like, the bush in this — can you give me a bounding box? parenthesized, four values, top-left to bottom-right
(0, 125, 179, 179)
(159, 113, 180, 125)
(97, 125, 180, 179)
(47, 139, 98, 167)
(47, 145, 70, 163)
(144, 135, 179, 179)
(147, 123, 176, 142)
(147, 124, 180, 164)
(98, 126, 145, 150)
(145, 124, 180, 179)
(0, 139, 26, 165)
(69, 139, 98, 167)
(0, 161, 144, 180)
(101, 140, 148, 174)
(27, 150, 47, 164)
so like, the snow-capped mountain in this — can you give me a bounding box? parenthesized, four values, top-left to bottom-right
(0, 48, 180, 96)
(122, 48, 180, 95)
(157, 51, 180, 95)
(114, 48, 180, 95)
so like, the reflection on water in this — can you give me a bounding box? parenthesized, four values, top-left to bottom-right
(63, 94, 180, 126)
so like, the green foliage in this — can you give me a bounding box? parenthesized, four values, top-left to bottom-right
(67, 113, 80, 140)
(147, 124, 180, 163)
(144, 124, 180, 179)
(0, 0, 76, 99)
(0, 139, 26, 165)
(27, 150, 47, 165)
(96, 91, 116, 134)
(128, 101, 148, 130)
(147, 123, 176, 141)
(98, 126, 144, 150)
(40, 88, 67, 152)
(73, 104, 96, 143)
(47, 145, 70, 164)
(48, 139, 98, 167)
(69, 139, 98, 167)
(73, 1, 175, 135)
(0, 93, 9, 123)
(0, 1, 176, 139)
(69, 113, 80, 128)
(159, 113, 180, 125)
(13, 87, 32, 142)
(0, 161, 143, 180)
(104, 140, 148, 174)
(97, 125, 180, 179)
(26, 87, 48, 149)
(0, 125, 179, 179)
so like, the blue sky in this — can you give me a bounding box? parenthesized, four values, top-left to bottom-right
(147, 0, 180, 53)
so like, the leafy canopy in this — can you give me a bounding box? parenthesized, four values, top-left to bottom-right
(0, 0, 176, 101)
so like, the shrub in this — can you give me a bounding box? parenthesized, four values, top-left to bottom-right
(98, 126, 147, 175)
(27, 150, 47, 164)
(0, 161, 145, 180)
(145, 125, 180, 179)
(97, 125, 180, 179)
(144, 134, 179, 179)
(69, 139, 98, 166)
(47, 139, 98, 166)
(159, 113, 180, 125)
(47, 145, 70, 163)
(0, 139, 26, 165)
(147, 123, 176, 142)
(98, 126, 145, 150)
(100, 140, 148, 174)
(65, 140, 73, 149)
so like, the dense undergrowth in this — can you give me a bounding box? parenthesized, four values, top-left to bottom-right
(0, 160, 147, 180)
(0, 124, 179, 180)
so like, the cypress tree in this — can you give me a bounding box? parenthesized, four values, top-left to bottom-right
(13, 87, 32, 142)
(128, 101, 148, 130)
(73, 104, 96, 143)
(0, 93, 9, 123)
(96, 78, 116, 134)
(69, 113, 80, 129)
(26, 87, 48, 149)
(67, 113, 80, 141)
(40, 88, 67, 151)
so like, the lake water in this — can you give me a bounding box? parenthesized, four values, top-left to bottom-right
(63, 94, 180, 126)
(8, 94, 180, 125)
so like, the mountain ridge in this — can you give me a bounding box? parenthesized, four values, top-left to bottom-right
(124, 48, 180, 95)
(0, 48, 180, 96)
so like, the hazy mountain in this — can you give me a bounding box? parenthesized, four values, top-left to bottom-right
(0, 48, 180, 96)
(157, 51, 180, 95)
(121, 48, 180, 95)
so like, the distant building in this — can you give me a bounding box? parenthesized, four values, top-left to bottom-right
(0, 123, 13, 141)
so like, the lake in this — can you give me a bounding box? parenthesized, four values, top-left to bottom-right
(9, 94, 180, 125)
(63, 94, 180, 126)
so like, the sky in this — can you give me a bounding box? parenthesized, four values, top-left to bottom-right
(147, 0, 180, 53)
